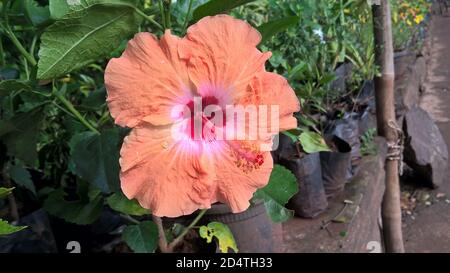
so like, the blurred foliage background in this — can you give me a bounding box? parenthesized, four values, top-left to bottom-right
(0, 0, 431, 252)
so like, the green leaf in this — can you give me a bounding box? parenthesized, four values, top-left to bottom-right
(81, 87, 106, 109)
(24, 0, 51, 27)
(9, 165, 36, 195)
(288, 61, 307, 80)
(319, 73, 337, 86)
(43, 188, 103, 225)
(0, 80, 32, 98)
(38, 1, 140, 79)
(122, 221, 158, 253)
(49, 0, 137, 19)
(49, 0, 71, 19)
(107, 192, 148, 216)
(0, 187, 14, 199)
(69, 128, 121, 193)
(199, 222, 238, 253)
(193, 0, 256, 22)
(253, 165, 298, 222)
(361, 128, 377, 156)
(0, 107, 45, 165)
(299, 131, 331, 154)
(258, 16, 299, 44)
(298, 115, 317, 127)
(281, 129, 301, 143)
(0, 219, 27, 236)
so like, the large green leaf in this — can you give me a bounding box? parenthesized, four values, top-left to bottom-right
(0, 187, 14, 199)
(192, 0, 256, 21)
(49, 0, 137, 19)
(299, 131, 331, 154)
(49, 0, 71, 19)
(43, 187, 103, 225)
(0, 107, 45, 165)
(24, 0, 51, 26)
(107, 192, 148, 216)
(122, 221, 158, 253)
(0, 219, 27, 236)
(37, 1, 140, 79)
(9, 165, 36, 195)
(0, 80, 32, 98)
(69, 128, 121, 193)
(253, 165, 298, 222)
(258, 16, 300, 44)
(199, 222, 238, 253)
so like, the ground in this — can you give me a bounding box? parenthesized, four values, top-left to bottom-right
(402, 13, 450, 253)
(281, 12, 450, 253)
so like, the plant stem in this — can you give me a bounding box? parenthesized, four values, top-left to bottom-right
(22, 56, 29, 80)
(164, 0, 171, 29)
(4, 26, 37, 66)
(182, 0, 194, 33)
(170, 209, 207, 248)
(132, 6, 163, 31)
(120, 214, 140, 225)
(153, 209, 208, 253)
(53, 91, 100, 135)
(158, 0, 166, 29)
(51, 101, 76, 119)
(0, 36, 5, 67)
(152, 215, 170, 253)
(97, 110, 111, 127)
(29, 34, 38, 57)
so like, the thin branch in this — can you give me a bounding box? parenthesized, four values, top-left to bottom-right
(168, 209, 207, 250)
(182, 0, 194, 33)
(3, 25, 37, 66)
(132, 7, 163, 31)
(152, 209, 208, 253)
(158, 0, 166, 30)
(152, 215, 170, 253)
(53, 89, 100, 135)
(120, 214, 140, 225)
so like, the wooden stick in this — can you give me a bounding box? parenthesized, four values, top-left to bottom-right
(372, 0, 405, 253)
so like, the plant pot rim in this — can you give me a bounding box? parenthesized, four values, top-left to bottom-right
(206, 200, 263, 215)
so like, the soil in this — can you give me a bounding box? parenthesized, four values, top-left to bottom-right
(402, 13, 450, 253)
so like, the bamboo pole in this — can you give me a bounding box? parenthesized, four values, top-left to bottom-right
(372, 0, 405, 253)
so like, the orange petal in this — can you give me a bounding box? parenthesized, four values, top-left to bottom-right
(105, 31, 190, 128)
(179, 15, 271, 100)
(247, 72, 300, 134)
(212, 140, 274, 213)
(230, 72, 299, 142)
(119, 124, 215, 217)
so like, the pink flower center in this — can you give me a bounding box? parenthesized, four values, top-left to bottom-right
(184, 96, 226, 142)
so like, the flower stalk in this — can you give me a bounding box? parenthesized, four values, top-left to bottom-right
(153, 209, 208, 253)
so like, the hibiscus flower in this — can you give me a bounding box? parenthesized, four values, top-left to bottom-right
(105, 15, 299, 217)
